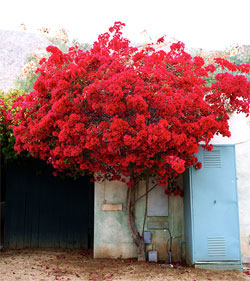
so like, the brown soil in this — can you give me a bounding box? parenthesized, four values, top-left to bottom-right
(0, 249, 249, 281)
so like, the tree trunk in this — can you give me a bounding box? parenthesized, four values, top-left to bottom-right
(137, 238, 146, 261)
(126, 185, 146, 261)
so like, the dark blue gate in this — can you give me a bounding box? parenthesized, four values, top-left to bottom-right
(3, 159, 94, 249)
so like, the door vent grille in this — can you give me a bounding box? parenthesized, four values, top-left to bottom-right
(207, 236, 226, 256)
(204, 150, 222, 168)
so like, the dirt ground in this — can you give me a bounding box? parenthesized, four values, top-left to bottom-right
(0, 249, 250, 281)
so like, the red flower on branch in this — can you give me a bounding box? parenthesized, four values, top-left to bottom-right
(9, 22, 250, 191)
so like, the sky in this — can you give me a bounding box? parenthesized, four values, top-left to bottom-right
(1, 0, 250, 50)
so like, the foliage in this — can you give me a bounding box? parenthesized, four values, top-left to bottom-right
(11, 22, 250, 189)
(0, 89, 29, 162)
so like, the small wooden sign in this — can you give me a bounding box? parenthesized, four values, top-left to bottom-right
(102, 204, 123, 211)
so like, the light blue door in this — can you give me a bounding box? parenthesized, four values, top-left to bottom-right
(191, 145, 241, 262)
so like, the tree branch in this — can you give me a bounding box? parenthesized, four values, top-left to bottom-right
(126, 186, 140, 246)
(141, 175, 149, 236)
(132, 182, 158, 206)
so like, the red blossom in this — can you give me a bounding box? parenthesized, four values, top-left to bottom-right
(157, 36, 165, 44)
(10, 22, 250, 192)
(194, 162, 202, 170)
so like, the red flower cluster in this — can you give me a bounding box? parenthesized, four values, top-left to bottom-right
(11, 22, 250, 187)
(0, 99, 8, 126)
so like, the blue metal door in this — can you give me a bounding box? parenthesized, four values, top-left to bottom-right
(191, 145, 241, 262)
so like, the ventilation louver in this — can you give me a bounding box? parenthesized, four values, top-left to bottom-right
(208, 236, 226, 256)
(204, 150, 222, 168)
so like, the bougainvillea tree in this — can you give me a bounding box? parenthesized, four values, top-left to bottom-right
(10, 22, 250, 260)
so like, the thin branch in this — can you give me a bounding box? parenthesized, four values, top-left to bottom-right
(204, 77, 216, 81)
(134, 176, 142, 187)
(126, 187, 140, 245)
(131, 176, 141, 215)
(132, 182, 158, 206)
(141, 175, 149, 236)
(132, 183, 136, 217)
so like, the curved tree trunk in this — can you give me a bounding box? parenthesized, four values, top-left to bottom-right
(126, 186, 146, 261)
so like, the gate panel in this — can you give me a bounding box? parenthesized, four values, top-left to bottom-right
(4, 159, 93, 249)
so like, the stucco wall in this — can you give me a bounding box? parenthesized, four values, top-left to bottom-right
(94, 179, 184, 262)
(210, 113, 250, 263)
(94, 181, 137, 259)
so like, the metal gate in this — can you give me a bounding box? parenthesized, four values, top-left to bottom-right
(3, 159, 94, 249)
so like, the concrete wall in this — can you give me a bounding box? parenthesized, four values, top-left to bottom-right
(94, 180, 137, 259)
(210, 113, 250, 263)
(94, 179, 184, 262)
